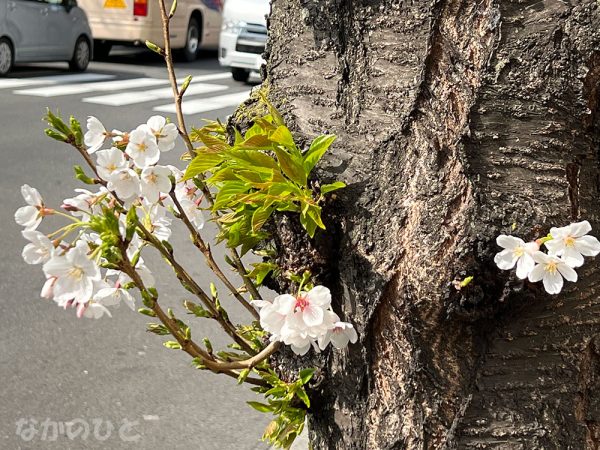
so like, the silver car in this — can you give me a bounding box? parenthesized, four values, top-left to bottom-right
(0, 0, 93, 75)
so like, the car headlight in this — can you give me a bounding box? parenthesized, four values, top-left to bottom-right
(222, 20, 246, 34)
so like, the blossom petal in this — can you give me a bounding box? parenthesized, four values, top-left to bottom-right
(562, 247, 584, 268)
(496, 235, 523, 250)
(515, 253, 535, 279)
(302, 305, 324, 327)
(542, 271, 563, 295)
(307, 285, 332, 307)
(557, 263, 578, 283)
(528, 264, 545, 283)
(494, 249, 517, 270)
(570, 220, 592, 238)
(275, 294, 296, 315)
(544, 238, 564, 255)
(574, 235, 600, 257)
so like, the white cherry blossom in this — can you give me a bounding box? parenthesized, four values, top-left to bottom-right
(84, 116, 108, 154)
(96, 148, 127, 181)
(277, 285, 332, 328)
(78, 301, 112, 319)
(126, 127, 160, 168)
(107, 168, 141, 201)
(43, 240, 101, 304)
(494, 235, 539, 279)
(179, 198, 205, 230)
(21, 230, 54, 265)
(545, 221, 600, 268)
(15, 184, 47, 231)
(94, 287, 135, 311)
(319, 320, 358, 350)
(141, 165, 172, 203)
(143, 115, 178, 152)
(528, 251, 577, 295)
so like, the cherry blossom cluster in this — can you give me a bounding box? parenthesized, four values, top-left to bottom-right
(252, 286, 358, 355)
(495, 220, 600, 294)
(15, 116, 206, 319)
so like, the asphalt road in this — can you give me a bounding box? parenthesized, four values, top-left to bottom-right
(0, 48, 305, 449)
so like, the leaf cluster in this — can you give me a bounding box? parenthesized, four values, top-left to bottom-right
(183, 107, 344, 255)
(248, 368, 315, 449)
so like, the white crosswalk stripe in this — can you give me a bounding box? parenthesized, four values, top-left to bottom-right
(82, 83, 229, 106)
(14, 77, 167, 97)
(2, 71, 251, 115)
(154, 91, 251, 115)
(0, 73, 115, 89)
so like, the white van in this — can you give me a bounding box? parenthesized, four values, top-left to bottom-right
(218, 0, 269, 82)
(78, 0, 222, 61)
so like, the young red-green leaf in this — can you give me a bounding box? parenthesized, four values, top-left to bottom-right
(270, 125, 295, 149)
(273, 147, 307, 186)
(251, 206, 274, 233)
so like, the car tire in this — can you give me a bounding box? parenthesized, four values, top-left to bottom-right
(231, 67, 250, 83)
(69, 36, 90, 72)
(179, 17, 201, 62)
(0, 38, 13, 77)
(93, 41, 111, 61)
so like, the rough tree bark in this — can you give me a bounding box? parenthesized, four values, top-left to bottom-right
(259, 0, 599, 448)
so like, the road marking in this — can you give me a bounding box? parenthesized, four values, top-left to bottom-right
(153, 91, 251, 115)
(14, 77, 168, 97)
(82, 83, 229, 106)
(175, 72, 231, 83)
(0, 73, 115, 89)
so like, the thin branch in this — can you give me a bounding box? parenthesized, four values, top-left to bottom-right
(170, 192, 260, 320)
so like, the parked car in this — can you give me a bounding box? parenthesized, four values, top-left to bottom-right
(218, 0, 268, 82)
(0, 0, 93, 76)
(77, 0, 222, 61)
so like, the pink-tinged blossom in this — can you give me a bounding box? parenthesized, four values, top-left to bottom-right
(545, 221, 600, 268)
(125, 127, 160, 168)
(140, 165, 172, 203)
(84, 116, 108, 154)
(15, 185, 48, 231)
(21, 230, 54, 265)
(142, 115, 178, 152)
(96, 148, 127, 181)
(494, 235, 539, 279)
(179, 198, 205, 230)
(78, 302, 112, 319)
(41, 276, 57, 299)
(107, 168, 141, 201)
(42, 240, 101, 304)
(318, 320, 358, 350)
(277, 285, 332, 328)
(528, 251, 578, 295)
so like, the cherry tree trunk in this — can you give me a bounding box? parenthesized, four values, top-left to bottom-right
(262, 0, 600, 448)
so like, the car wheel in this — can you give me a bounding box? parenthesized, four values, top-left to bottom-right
(231, 67, 250, 83)
(93, 41, 111, 61)
(0, 38, 13, 77)
(69, 37, 90, 72)
(179, 18, 200, 62)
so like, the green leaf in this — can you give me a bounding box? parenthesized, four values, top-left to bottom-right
(239, 134, 273, 150)
(247, 401, 274, 413)
(251, 206, 274, 233)
(270, 125, 295, 149)
(163, 341, 182, 350)
(138, 308, 156, 317)
(237, 368, 251, 384)
(320, 181, 346, 195)
(307, 205, 325, 230)
(296, 387, 310, 408)
(226, 149, 279, 172)
(298, 368, 315, 385)
(248, 262, 278, 285)
(273, 147, 307, 186)
(191, 129, 229, 151)
(183, 151, 223, 180)
(299, 213, 317, 238)
(303, 135, 336, 175)
(213, 181, 250, 210)
(73, 165, 95, 185)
